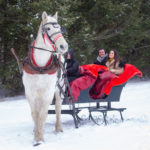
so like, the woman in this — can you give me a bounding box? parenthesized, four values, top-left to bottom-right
(105, 49, 124, 75)
(90, 49, 125, 99)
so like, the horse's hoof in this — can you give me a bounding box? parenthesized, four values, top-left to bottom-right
(33, 140, 44, 146)
(56, 128, 63, 132)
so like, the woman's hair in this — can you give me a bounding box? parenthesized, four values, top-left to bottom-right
(109, 49, 121, 67)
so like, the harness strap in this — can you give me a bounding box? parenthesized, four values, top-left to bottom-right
(50, 31, 62, 40)
(53, 34, 63, 43)
(22, 54, 58, 74)
(30, 46, 56, 53)
(43, 32, 56, 51)
(57, 82, 67, 98)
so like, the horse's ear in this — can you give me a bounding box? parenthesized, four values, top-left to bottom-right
(42, 11, 48, 21)
(53, 12, 58, 20)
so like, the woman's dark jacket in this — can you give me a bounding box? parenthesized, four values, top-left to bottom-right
(66, 49, 80, 82)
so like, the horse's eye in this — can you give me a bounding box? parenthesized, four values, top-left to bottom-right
(47, 27, 50, 31)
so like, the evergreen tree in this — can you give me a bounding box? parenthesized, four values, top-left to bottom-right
(0, 0, 150, 91)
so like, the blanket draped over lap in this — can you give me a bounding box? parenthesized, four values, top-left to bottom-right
(103, 64, 142, 95)
(69, 64, 142, 102)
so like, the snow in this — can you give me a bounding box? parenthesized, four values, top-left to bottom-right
(0, 80, 150, 150)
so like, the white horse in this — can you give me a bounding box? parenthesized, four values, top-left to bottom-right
(22, 11, 68, 145)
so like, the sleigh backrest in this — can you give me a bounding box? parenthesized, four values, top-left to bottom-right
(76, 83, 126, 103)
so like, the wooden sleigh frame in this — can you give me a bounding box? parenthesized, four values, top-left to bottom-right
(48, 74, 126, 128)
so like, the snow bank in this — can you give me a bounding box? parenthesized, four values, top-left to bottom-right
(0, 80, 150, 150)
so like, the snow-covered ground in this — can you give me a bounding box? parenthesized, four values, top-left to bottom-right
(0, 80, 150, 150)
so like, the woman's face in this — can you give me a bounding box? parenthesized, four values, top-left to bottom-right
(109, 50, 114, 59)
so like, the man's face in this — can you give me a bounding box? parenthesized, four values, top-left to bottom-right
(99, 49, 105, 58)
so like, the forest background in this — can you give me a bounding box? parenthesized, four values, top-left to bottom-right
(0, 0, 150, 94)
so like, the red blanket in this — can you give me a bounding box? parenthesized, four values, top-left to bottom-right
(89, 71, 116, 99)
(70, 64, 142, 101)
(81, 64, 108, 77)
(104, 64, 142, 95)
(69, 68, 97, 102)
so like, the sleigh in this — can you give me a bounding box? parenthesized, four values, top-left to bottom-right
(48, 64, 142, 128)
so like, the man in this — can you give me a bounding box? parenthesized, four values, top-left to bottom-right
(94, 48, 108, 66)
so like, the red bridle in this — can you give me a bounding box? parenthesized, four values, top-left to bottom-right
(31, 32, 63, 67)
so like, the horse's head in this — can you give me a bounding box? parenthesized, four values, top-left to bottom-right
(41, 11, 68, 54)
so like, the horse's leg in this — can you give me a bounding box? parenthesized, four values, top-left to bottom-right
(54, 92, 63, 132)
(27, 100, 43, 142)
(27, 97, 48, 143)
(34, 98, 52, 143)
(26, 97, 42, 143)
(25, 96, 37, 133)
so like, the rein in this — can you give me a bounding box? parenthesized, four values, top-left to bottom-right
(30, 46, 56, 53)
